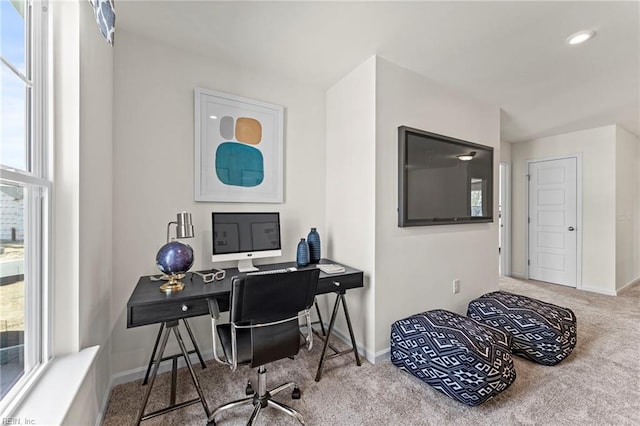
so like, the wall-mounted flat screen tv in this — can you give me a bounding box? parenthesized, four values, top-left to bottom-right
(398, 126, 494, 227)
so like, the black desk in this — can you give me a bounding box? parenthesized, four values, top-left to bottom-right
(127, 259, 363, 423)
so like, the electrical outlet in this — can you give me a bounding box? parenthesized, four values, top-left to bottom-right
(453, 279, 460, 294)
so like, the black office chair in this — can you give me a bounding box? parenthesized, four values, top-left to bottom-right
(207, 269, 320, 425)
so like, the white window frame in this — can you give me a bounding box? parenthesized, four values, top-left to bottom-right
(0, 0, 51, 416)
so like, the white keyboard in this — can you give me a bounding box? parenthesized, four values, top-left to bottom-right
(247, 267, 296, 276)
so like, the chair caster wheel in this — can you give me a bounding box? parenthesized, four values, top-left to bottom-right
(207, 419, 216, 426)
(245, 381, 254, 395)
(292, 386, 301, 399)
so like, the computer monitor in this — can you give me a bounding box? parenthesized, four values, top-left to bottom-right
(211, 212, 282, 272)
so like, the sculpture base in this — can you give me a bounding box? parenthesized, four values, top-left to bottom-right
(159, 278, 185, 293)
(160, 273, 185, 280)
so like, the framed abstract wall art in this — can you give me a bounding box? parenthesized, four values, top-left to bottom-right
(195, 88, 284, 202)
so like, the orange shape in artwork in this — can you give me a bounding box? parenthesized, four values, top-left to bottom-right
(236, 117, 262, 145)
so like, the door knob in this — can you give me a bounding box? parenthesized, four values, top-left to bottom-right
(568, 226, 575, 231)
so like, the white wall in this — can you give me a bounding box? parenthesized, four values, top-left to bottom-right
(52, 0, 113, 423)
(511, 125, 617, 294)
(325, 57, 377, 356)
(325, 57, 500, 357)
(77, 0, 114, 420)
(111, 30, 327, 374)
(615, 126, 640, 290)
(53, 0, 81, 357)
(501, 140, 512, 164)
(500, 141, 512, 276)
(374, 58, 500, 352)
(79, 0, 113, 353)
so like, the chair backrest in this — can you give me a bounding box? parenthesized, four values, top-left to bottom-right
(229, 269, 320, 367)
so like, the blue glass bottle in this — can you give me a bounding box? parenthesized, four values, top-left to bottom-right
(296, 238, 310, 267)
(307, 227, 321, 263)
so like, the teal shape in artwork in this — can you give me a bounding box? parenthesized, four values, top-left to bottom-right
(215, 142, 264, 187)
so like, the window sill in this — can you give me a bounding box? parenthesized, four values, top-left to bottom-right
(10, 346, 99, 425)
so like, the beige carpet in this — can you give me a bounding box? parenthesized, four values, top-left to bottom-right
(103, 277, 640, 425)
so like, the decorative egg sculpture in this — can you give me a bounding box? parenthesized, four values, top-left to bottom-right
(155, 241, 194, 293)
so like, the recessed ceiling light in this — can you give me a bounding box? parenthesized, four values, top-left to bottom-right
(567, 30, 596, 45)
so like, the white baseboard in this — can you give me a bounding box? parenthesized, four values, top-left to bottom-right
(580, 285, 617, 296)
(310, 323, 377, 364)
(509, 272, 527, 279)
(507, 274, 625, 297)
(97, 351, 213, 426)
(374, 347, 390, 364)
(95, 380, 111, 426)
(112, 351, 213, 389)
(617, 276, 640, 295)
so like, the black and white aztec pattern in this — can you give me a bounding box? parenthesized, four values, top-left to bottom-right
(467, 291, 577, 366)
(90, 0, 115, 45)
(390, 309, 516, 406)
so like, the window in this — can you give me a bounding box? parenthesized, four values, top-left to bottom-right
(0, 0, 50, 412)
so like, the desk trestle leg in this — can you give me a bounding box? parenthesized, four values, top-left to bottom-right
(135, 320, 211, 424)
(182, 318, 207, 367)
(314, 292, 362, 382)
(142, 318, 206, 385)
(313, 298, 326, 336)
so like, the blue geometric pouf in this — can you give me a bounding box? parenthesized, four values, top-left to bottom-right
(467, 291, 577, 366)
(390, 309, 516, 406)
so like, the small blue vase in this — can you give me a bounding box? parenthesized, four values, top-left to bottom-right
(307, 227, 321, 263)
(296, 238, 310, 267)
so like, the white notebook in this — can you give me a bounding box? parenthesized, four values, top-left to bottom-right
(317, 264, 346, 274)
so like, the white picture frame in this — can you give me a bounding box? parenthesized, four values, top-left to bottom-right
(195, 88, 284, 203)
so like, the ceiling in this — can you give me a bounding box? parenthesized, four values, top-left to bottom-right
(116, 1, 640, 143)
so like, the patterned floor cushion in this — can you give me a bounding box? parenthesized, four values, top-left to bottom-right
(467, 291, 577, 366)
(390, 309, 516, 406)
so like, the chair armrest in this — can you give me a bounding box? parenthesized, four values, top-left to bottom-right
(208, 297, 230, 366)
(207, 297, 220, 319)
(303, 310, 313, 351)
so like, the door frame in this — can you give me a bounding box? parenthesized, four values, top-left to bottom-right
(499, 162, 511, 276)
(526, 154, 583, 289)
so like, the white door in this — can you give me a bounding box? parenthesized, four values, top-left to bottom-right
(528, 158, 577, 287)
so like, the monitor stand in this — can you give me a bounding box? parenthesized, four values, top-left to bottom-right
(237, 258, 258, 273)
